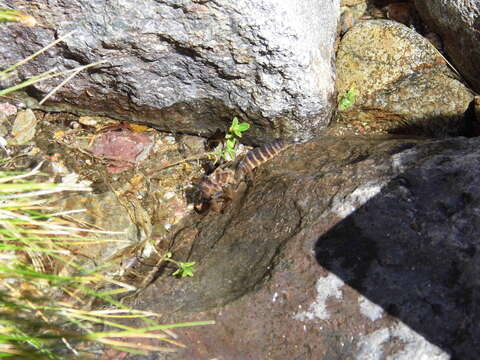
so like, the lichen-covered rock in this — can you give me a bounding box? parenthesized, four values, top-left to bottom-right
(128, 135, 480, 359)
(340, 0, 367, 35)
(0, 0, 339, 143)
(414, 0, 480, 93)
(336, 20, 474, 136)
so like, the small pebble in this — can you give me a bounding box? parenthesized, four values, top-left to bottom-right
(164, 136, 176, 145)
(163, 191, 176, 200)
(50, 161, 69, 175)
(0, 102, 17, 120)
(12, 109, 38, 144)
(78, 116, 99, 126)
(0, 136, 9, 154)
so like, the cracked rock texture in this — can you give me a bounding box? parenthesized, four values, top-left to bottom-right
(126, 135, 480, 359)
(414, 0, 480, 93)
(0, 0, 339, 143)
(336, 20, 474, 137)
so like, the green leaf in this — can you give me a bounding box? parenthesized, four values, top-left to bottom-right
(338, 86, 357, 111)
(229, 118, 239, 134)
(232, 128, 242, 137)
(172, 262, 196, 278)
(226, 138, 236, 149)
(220, 117, 250, 161)
(237, 122, 250, 132)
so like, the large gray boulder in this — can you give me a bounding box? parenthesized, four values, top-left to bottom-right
(414, 0, 480, 93)
(0, 0, 339, 143)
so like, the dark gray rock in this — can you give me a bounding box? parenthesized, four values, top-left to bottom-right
(414, 0, 480, 93)
(127, 135, 480, 359)
(336, 20, 474, 137)
(0, 0, 339, 143)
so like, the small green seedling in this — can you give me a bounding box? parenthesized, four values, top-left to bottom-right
(147, 116, 251, 175)
(172, 261, 196, 278)
(220, 117, 250, 161)
(338, 85, 357, 111)
(165, 252, 196, 278)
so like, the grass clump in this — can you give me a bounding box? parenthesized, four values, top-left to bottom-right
(0, 165, 213, 359)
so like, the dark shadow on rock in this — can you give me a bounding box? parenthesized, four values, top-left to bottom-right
(315, 153, 480, 359)
(385, 112, 476, 139)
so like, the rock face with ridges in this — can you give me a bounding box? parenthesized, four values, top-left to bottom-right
(414, 0, 480, 93)
(0, 0, 340, 143)
(336, 20, 474, 136)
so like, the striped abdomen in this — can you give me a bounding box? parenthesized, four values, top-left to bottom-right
(235, 140, 288, 181)
(198, 169, 235, 199)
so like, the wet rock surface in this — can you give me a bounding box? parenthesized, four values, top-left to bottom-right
(414, 0, 480, 93)
(0, 0, 339, 143)
(3, 111, 207, 278)
(336, 20, 474, 136)
(55, 192, 139, 270)
(124, 135, 480, 359)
